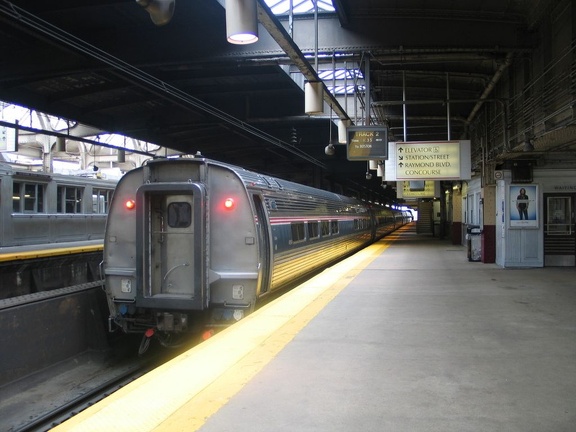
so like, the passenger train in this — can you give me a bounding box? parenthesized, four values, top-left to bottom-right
(103, 156, 410, 344)
(0, 162, 117, 298)
(0, 162, 116, 249)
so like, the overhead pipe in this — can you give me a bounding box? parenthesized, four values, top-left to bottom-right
(446, 72, 451, 140)
(402, 71, 407, 141)
(466, 52, 513, 124)
(373, 98, 501, 106)
(365, 54, 370, 126)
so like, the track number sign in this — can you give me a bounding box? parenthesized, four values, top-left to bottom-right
(347, 126, 388, 161)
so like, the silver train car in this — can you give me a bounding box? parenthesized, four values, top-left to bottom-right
(0, 163, 117, 298)
(104, 157, 409, 340)
(0, 162, 117, 249)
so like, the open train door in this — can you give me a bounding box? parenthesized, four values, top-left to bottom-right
(544, 193, 576, 266)
(251, 193, 272, 295)
(135, 183, 208, 310)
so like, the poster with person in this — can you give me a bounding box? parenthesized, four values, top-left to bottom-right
(509, 184, 538, 228)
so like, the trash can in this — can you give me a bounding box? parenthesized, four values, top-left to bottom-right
(466, 225, 482, 262)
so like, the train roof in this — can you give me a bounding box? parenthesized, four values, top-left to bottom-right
(0, 162, 118, 186)
(145, 156, 361, 205)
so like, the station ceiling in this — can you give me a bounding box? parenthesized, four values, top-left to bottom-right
(0, 0, 549, 202)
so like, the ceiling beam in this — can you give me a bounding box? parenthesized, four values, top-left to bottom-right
(256, 0, 350, 121)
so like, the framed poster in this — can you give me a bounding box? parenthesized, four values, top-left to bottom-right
(509, 184, 538, 228)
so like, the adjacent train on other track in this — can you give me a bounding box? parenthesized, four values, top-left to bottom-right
(0, 163, 117, 298)
(104, 157, 410, 343)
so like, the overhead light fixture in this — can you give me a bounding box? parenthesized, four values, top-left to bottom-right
(365, 165, 372, 180)
(325, 109, 335, 156)
(136, 0, 175, 26)
(305, 81, 323, 115)
(226, 0, 259, 44)
(338, 119, 351, 143)
(55, 136, 66, 152)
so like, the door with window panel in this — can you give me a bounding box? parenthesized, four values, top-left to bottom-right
(544, 194, 575, 266)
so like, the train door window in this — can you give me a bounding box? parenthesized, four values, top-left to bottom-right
(92, 188, 113, 214)
(321, 221, 330, 236)
(13, 182, 45, 213)
(331, 220, 339, 234)
(167, 202, 192, 228)
(354, 219, 359, 230)
(57, 186, 83, 213)
(291, 222, 305, 243)
(307, 221, 319, 239)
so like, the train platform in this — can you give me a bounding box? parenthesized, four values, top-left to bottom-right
(54, 223, 576, 432)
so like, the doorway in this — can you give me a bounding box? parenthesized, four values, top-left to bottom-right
(544, 193, 575, 266)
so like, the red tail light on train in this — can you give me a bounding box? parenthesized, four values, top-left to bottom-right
(223, 197, 235, 210)
(125, 199, 136, 210)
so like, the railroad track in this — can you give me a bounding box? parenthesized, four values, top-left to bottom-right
(14, 360, 154, 432)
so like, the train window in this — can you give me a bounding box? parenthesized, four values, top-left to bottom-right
(321, 221, 330, 236)
(331, 220, 339, 234)
(167, 202, 191, 228)
(291, 222, 305, 242)
(307, 221, 319, 239)
(354, 219, 359, 230)
(57, 186, 83, 213)
(13, 182, 45, 213)
(12, 183, 20, 212)
(92, 189, 113, 214)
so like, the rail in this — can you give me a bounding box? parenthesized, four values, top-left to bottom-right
(0, 280, 102, 310)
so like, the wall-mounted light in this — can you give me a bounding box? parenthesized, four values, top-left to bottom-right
(136, 0, 175, 26)
(226, 0, 259, 44)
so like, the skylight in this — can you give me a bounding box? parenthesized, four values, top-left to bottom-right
(318, 68, 365, 95)
(265, 0, 335, 15)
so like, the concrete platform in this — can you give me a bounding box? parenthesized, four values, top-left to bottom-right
(54, 224, 576, 432)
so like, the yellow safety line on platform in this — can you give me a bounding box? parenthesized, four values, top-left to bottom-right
(0, 244, 103, 262)
(53, 232, 405, 432)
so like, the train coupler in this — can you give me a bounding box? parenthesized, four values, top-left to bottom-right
(156, 312, 188, 332)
